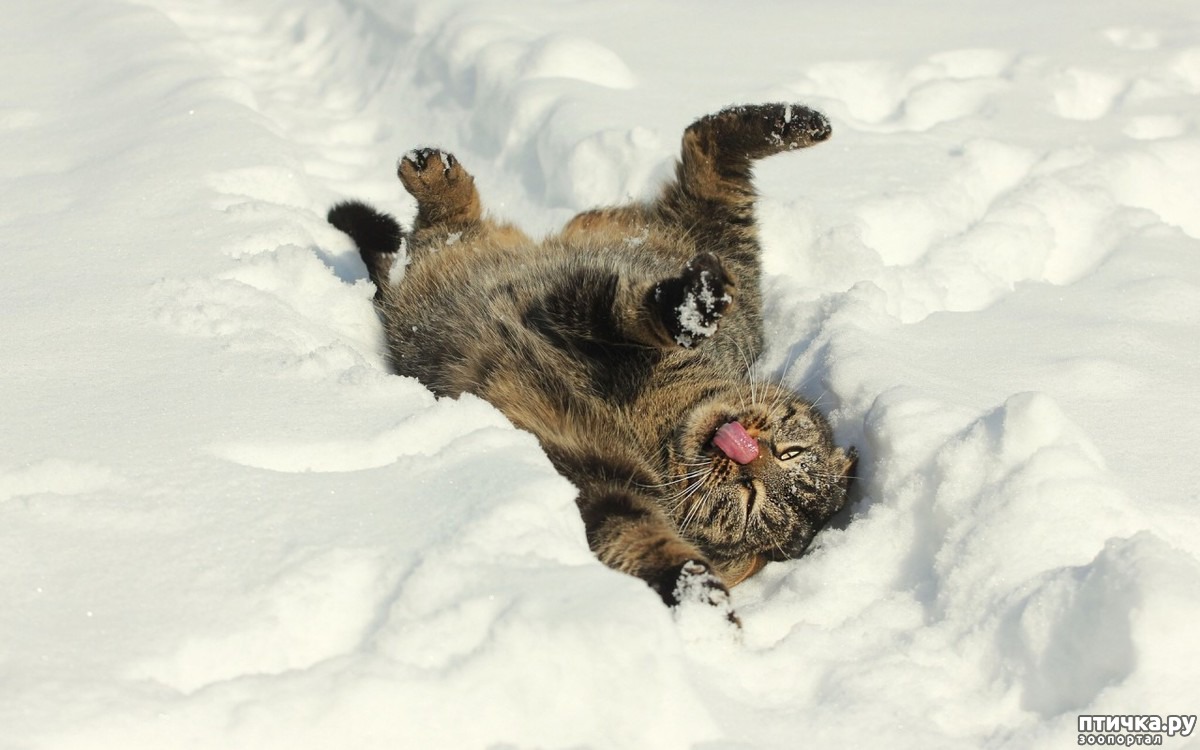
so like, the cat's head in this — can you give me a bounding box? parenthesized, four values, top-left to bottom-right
(667, 382, 856, 583)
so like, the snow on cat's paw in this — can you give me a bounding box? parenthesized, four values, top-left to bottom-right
(761, 102, 833, 151)
(692, 102, 832, 158)
(654, 252, 733, 348)
(653, 560, 741, 629)
(398, 148, 467, 195)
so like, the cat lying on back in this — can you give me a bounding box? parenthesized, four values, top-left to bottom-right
(328, 103, 855, 622)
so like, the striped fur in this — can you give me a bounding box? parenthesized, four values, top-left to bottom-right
(329, 104, 855, 615)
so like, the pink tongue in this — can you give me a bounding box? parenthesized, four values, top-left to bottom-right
(712, 421, 759, 464)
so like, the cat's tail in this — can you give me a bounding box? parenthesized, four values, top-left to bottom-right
(328, 200, 403, 257)
(328, 200, 403, 297)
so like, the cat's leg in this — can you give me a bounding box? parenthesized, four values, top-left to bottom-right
(327, 148, 474, 292)
(528, 251, 733, 350)
(562, 450, 739, 622)
(648, 103, 831, 356)
(560, 104, 827, 239)
(559, 205, 653, 240)
(661, 103, 831, 219)
(542, 444, 738, 619)
(398, 148, 532, 256)
(397, 148, 481, 233)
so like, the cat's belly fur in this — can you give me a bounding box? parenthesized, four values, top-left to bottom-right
(376, 237, 730, 474)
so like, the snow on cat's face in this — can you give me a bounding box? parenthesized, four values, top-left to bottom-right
(667, 382, 856, 583)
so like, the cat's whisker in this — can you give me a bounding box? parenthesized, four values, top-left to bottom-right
(751, 348, 795, 421)
(808, 388, 830, 411)
(662, 467, 713, 508)
(752, 352, 795, 420)
(760, 380, 796, 427)
(775, 346, 804, 388)
(764, 524, 791, 562)
(731, 338, 757, 413)
(667, 464, 714, 479)
(772, 359, 828, 415)
(663, 479, 690, 500)
(638, 467, 710, 490)
(811, 470, 858, 482)
(679, 483, 716, 533)
(655, 463, 713, 480)
(741, 339, 766, 402)
(765, 363, 829, 425)
(668, 487, 706, 518)
(763, 386, 789, 422)
(679, 500, 701, 534)
(738, 484, 758, 526)
(665, 491, 693, 516)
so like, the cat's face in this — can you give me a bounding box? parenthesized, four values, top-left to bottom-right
(666, 383, 856, 582)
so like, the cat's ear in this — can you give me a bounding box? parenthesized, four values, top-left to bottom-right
(834, 446, 858, 487)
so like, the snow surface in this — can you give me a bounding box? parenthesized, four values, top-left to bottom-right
(3, 0, 1200, 747)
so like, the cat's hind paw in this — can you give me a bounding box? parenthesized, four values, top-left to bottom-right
(653, 253, 733, 348)
(688, 103, 831, 163)
(398, 147, 466, 195)
(397, 147, 481, 227)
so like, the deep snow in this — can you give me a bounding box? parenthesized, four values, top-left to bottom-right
(3, 0, 1199, 748)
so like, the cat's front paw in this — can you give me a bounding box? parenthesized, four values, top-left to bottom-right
(651, 560, 741, 627)
(653, 252, 734, 348)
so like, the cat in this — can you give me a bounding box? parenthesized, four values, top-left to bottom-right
(328, 103, 856, 622)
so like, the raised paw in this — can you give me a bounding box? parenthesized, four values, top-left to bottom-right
(762, 102, 832, 152)
(687, 102, 831, 163)
(397, 147, 481, 227)
(652, 560, 740, 627)
(652, 252, 734, 348)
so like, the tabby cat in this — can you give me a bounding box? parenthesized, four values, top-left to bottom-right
(328, 103, 855, 621)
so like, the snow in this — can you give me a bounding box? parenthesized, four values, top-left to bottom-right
(2, 0, 1199, 747)
(673, 268, 729, 347)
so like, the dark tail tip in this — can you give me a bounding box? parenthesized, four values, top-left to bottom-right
(327, 200, 403, 258)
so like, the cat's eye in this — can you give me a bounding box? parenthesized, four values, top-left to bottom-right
(776, 446, 807, 461)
